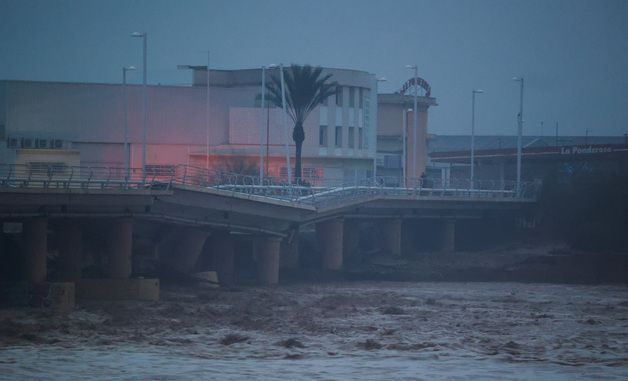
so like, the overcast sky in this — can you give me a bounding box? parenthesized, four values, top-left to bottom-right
(1, 0, 626, 136)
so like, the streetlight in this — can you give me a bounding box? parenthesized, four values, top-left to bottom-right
(178, 51, 211, 171)
(512, 76, 524, 194)
(401, 107, 412, 188)
(470, 89, 484, 189)
(258, 66, 268, 181)
(374, 76, 386, 181)
(131, 32, 147, 177)
(122, 65, 136, 179)
(267, 64, 291, 184)
(406, 64, 418, 181)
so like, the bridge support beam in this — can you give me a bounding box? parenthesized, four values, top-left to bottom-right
(104, 218, 133, 279)
(316, 218, 344, 271)
(23, 217, 47, 283)
(382, 218, 402, 256)
(256, 236, 281, 285)
(437, 219, 456, 252)
(211, 231, 235, 286)
(56, 221, 83, 282)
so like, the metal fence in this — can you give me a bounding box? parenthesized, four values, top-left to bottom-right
(0, 163, 541, 207)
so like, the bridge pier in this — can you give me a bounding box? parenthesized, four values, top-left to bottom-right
(104, 218, 133, 279)
(316, 218, 344, 270)
(255, 236, 281, 285)
(23, 217, 48, 283)
(382, 218, 402, 256)
(343, 219, 360, 262)
(210, 231, 235, 286)
(437, 219, 456, 252)
(56, 221, 83, 283)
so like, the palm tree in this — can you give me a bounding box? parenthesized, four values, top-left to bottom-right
(266, 65, 336, 182)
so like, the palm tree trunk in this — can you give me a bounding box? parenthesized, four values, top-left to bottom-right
(295, 141, 302, 182)
(293, 122, 305, 182)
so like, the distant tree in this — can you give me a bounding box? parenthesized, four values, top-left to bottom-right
(266, 65, 336, 182)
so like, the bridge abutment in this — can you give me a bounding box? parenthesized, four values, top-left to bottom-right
(255, 236, 281, 285)
(316, 218, 344, 270)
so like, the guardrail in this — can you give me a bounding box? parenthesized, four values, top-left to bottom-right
(0, 163, 541, 207)
(0, 164, 171, 191)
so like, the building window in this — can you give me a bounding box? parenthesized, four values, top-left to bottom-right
(319, 125, 328, 146)
(335, 126, 342, 147)
(358, 128, 363, 149)
(349, 87, 355, 107)
(336, 86, 343, 107)
(348, 127, 355, 148)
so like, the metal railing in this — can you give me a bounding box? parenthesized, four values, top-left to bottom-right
(0, 163, 542, 207)
(0, 163, 172, 191)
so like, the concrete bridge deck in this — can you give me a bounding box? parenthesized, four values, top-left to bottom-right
(0, 164, 540, 303)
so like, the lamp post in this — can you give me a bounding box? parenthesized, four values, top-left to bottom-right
(269, 64, 291, 184)
(122, 65, 136, 179)
(512, 76, 524, 194)
(259, 66, 267, 180)
(374, 76, 386, 181)
(131, 32, 147, 176)
(401, 107, 411, 188)
(470, 89, 484, 189)
(177, 52, 211, 171)
(406, 65, 418, 181)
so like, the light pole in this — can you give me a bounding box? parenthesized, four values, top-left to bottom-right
(470, 89, 484, 189)
(406, 65, 418, 181)
(131, 32, 147, 176)
(259, 66, 267, 180)
(401, 107, 411, 188)
(277, 64, 291, 184)
(122, 65, 136, 179)
(178, 53, 211, 171)
(374, 76, 386, 181)
(512, 76, 524, 194)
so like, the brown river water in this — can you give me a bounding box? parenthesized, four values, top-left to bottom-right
(1, 281, 627, 380)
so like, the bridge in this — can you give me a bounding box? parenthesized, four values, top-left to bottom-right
(0, 163, 540, 304)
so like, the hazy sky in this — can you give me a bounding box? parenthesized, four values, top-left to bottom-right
(1, 0, 627, 136)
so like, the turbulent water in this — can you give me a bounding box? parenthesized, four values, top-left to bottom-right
(1, 282, 627, 380)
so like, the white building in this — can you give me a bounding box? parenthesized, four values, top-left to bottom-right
(0, 67, 379, 185)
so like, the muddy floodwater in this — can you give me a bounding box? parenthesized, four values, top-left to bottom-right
(1, 282, 627, 380)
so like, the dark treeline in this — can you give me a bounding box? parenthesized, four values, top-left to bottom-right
(538, 160, 628, 252)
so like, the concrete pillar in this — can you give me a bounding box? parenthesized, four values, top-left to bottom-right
(438, 220, 456, 252)
(57, 222, 83, 282)
(343, 219, 360, 262)
(104, 218, 133, 279)
(211, 231, 235, 286)
(173, 229, 210, 274)
(382, 218, 402, 256)
(316, 218, 343, 270)
(255, 236, 281, 286)
(280, 231, 300, 269)
(23, 217, 47, 283)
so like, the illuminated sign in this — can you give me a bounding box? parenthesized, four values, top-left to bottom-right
(399, 77, 431, 97)
(560, 146, 613, 155)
